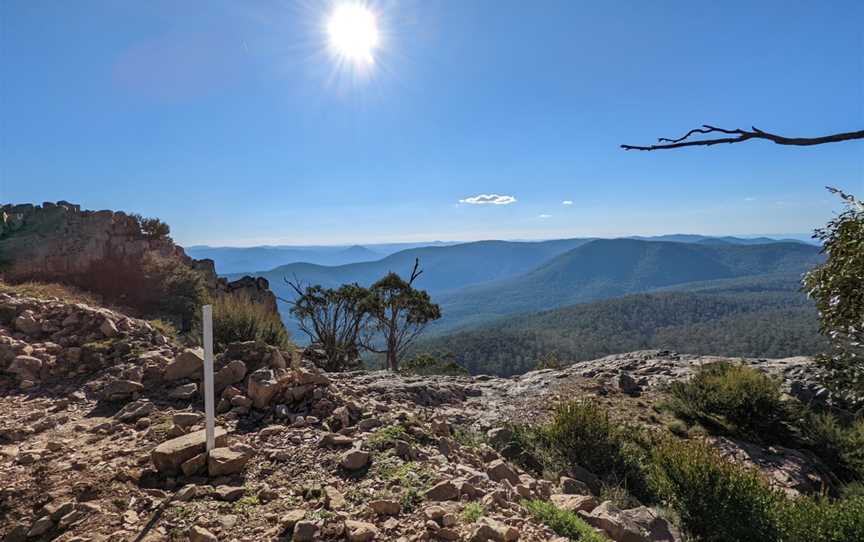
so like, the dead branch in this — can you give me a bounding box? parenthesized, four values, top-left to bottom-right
(621, 125, 864, 151)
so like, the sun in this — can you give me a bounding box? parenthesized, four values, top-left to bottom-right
(327, 3, 380, 65)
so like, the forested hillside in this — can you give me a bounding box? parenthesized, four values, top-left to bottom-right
(433, 239, 822, 331)
(415, 278, 825, 376)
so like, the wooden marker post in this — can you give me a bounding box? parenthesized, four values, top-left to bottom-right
(202, 304, 216, 452)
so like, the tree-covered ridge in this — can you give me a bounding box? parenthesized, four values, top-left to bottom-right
(415, 282, 825, 376)
(433, 240, 823, 331)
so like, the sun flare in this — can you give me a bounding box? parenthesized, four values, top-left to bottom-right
(327, 3, 380, 65)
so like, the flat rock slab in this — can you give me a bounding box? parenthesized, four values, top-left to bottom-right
(152, 427, 227, 475)
(208, 447, 250, 476)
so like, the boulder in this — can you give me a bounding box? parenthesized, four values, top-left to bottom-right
(181, 452, 208, 476)
(102, 379, 144, 401)
(581, 501, 647, 542)
(487, 459, 520, 485)
(13, 313, 41, 336)
(369, 499, 400, 516)
(550, 494, 598, 513)
(345, 520, 378, 542)
(423, 481, 459, 501)
(8, 355, 42, 381)
(214, 360, 247, 391)
(152, 427, 227, 475)
(164, 348, 204, 381)
(469, 518, 520, 541)
(114, 399, 154, 422)
(247, 368, 279, 409)
(340, 449, 371, 471)
(208, 447, 250, 476)
(189, 525, 218, 542)
(292, 520, 318, 542)
(169, 383, 198, 400)
(173, 412, 204, 428)
(100, 318, 119, 338)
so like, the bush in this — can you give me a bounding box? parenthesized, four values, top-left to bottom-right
(400, 352, 469, 376)
(667, 361, 785, 438)
(523, 499, 608, 541)
(540, 400, 654, 502)
(798, 411, 864, 481)
(778, 495, 864, 542)
(212, 294, 291, 351)
(648, 437, 784, 542)
(462, 502, 485, 523)
(535, 352, 563, 370)
(140, 253, 210, 331)
(130, 213, 171, 240)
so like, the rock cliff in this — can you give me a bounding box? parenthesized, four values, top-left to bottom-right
(0, 201, 278, 319)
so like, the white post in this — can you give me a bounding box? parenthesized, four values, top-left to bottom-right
(202, 304, 216, 452)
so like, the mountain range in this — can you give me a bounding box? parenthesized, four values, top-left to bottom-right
(222, 235, 821, 346)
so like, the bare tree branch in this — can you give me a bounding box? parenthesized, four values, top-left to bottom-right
(621, 125, 864, 151)
(409, 257, 423, 285)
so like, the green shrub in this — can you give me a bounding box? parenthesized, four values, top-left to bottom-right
(400, 352, 469, 376)
(540, 400, 654, 502)
(462, 502, 485, 523)
(148, 319, 178, 340)
(212, 295, 291, 351)
(523, 499, 608, 541)
(778, 495, 864, 542)
(648, 437, 784, 542)
(668, 361, 785, 438)
(791, 408, 864, 482)
(140, 252, 210, 331)
(535, 351, 563, 370)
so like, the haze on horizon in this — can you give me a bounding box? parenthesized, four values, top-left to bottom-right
(1, 1, 862, 246)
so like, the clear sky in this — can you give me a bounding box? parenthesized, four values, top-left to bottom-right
(1, 0, 862, 246)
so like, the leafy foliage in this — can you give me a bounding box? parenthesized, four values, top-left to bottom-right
(649, 437, 784, 542)
(361, 261, 441, 370)
(130, 213, 171, 240)
(535, 352, 563, 370)
(541, 401, 655, 502)
(400, 352, 469, 376)
(139, 253, 210, 330)
(212, 294, 292, 351)
(668, 361, 785, 438)
(522, 499, 609, 541)
(288, 282, 368, 371)
(804, 187, 864, 400)
(461, 503, 485, 523)
(515, 400, 864, 542)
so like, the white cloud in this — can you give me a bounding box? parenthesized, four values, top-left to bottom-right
(744, 197, 756, 202)
(562, 200, 573, 205)
(458, 194, 517, 205)
(538, 214, 552, 219)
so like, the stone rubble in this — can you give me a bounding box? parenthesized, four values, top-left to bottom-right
(0, 290, 833, 542)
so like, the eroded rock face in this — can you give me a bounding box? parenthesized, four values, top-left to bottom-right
(0, 201, 280, 326)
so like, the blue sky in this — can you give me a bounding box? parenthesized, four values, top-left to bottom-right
(1, 0, 862, 246)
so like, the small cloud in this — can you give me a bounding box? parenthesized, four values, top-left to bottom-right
(744, 197, 756, 202)
(458, 194, 517, 205)
(562, 200, 574, 205)
(538, 214, 552, 219)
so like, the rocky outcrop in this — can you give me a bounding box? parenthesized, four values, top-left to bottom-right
(0, 201, 279, 323)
